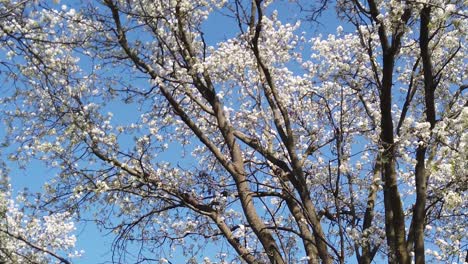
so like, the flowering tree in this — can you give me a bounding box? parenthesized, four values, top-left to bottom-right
(0, 0, 466, 263)
(0, 171, 79, 263)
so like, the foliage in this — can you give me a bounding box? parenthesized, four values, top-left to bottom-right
(0, 171, 79, 263)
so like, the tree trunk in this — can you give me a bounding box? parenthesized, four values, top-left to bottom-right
(412, 6, 437, 264)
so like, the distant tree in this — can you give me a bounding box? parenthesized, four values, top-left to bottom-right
(0, 0, 466, 263)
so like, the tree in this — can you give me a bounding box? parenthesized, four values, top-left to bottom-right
(0, 0, 466, 263)
(0, 170, 79, 263)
